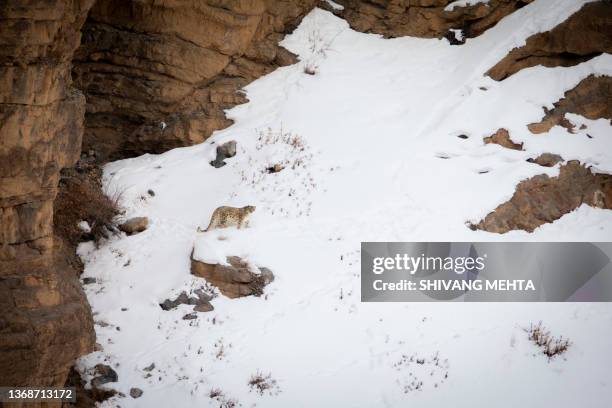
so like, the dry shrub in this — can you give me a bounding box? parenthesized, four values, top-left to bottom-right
(208, 388, 239, 407)
(247, 371, 280, 396)
(526, 321, 572, 360)
(54, 163, 121, 249)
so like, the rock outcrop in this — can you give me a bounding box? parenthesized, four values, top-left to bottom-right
(118, 217, 149, 235)
(191, 255, 274, 299)
(73, 0, 318, 161)
(527, 153, 563, 168)
(334, 0, 533, 39)
(473, 161, 612, 233)
(0, 0, 95, 396)
(483, 128, 523, 150)
(528, 75, 612, 134)
(487, 1, 612, 80)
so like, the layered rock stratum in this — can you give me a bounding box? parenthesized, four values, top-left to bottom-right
(334, 0, 534, 38)
(0, 0, 96, 398)
(73, 0, 319, 160)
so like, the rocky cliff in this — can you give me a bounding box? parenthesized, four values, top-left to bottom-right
(1, 0, 611, 400)
(0, 0, 96, 398)
(73, 0, 318, 161)
(334, 0, 533, 39)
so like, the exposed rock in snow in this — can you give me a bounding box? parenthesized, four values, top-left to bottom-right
(474, 161, 612, 233)
(527, 153, 564, 167)
(119, 217, 149, 235)
(445, 28, 466, 45)
(210, 140, 238, 168)
(91, 364, 118, 388)
(528, 75, 612, 134)
(159, 290, 214, 312)
(483, 128, 523, 150)
(487, 1, 611, 80)
(130, 387, 143, 398)
(191, 256, 275, 299)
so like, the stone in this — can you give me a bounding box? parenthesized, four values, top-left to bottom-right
(483, 128, 523, 150)
(194, 302, 215, 313)
(487, 2, 612, 80)
(91, 364, 118, 387)
(119, 217, 149, 235)
(182, 313, 198, 320)
(143, 363, 155, 372)
(211, 140, 238, 168)
(160, 289, 215, 310)
(218, 141, 237, 159)
(83, 277, 97, 284)
(191, 255, 275, 299)
(472, 161, 612, 233)
(130, 388, 143, 398)
(527, 153, 564, 168)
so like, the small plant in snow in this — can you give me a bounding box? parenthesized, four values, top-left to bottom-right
(392, 351, 449, 393)
(525, 321, 572, 360)
(302, 27, 337, 75)
(247, 371, 281, 396)
(233, 127, 320, 218)
(208, 388, 240, 407)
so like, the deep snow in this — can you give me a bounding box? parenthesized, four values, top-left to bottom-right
(77, 1, 612, 407)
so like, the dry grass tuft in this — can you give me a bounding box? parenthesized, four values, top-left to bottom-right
(247, 371, 280, 396)
(54, 163, 121, 248)
(526, 321, 572, 360)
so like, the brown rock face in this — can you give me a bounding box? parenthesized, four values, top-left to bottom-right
(191, 255, 274, 299)
(487, 1, 612, 81)
(473, 161, 612, 233)
(73, 0, 318, 161)
(527, 153, 563, 168)
(528, 75, 612, 134)
(0, 0, 95, 396)
(334, 0, 532, 39)
(483, 128, 523, 150)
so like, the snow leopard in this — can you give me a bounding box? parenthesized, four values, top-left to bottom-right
(198, 205, 256, 232)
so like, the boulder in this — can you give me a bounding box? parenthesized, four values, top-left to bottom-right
(91, 364, 118, 387)
(483, 128, 523, 150)
(527, 153, 563, 168)
(160, 289, 214, 312)
(119, 217, 149, 235)
(211, 140, 238, 168)
(191, 256, 275, 299)
(130, 387, 144, 399)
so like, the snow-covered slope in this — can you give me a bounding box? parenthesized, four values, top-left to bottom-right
(77, 1, 612, 407)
